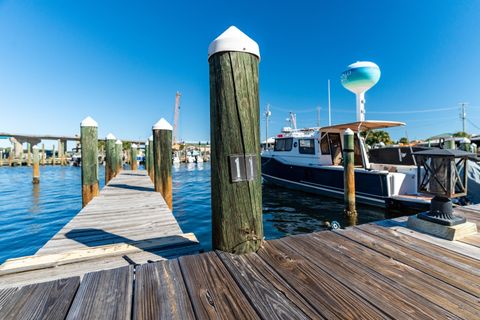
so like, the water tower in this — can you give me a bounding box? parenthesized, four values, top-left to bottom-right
(341, 61, 381, 121)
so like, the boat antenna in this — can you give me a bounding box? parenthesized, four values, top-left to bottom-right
(327, 80, 332, 125)
(265, 104, 271, 149)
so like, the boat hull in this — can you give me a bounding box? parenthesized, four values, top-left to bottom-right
(261, 157, 390, 208)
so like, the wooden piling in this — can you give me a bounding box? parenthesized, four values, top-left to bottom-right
(41, 144, 46, 166)
(80, 116, 99, 207)
(115, 139, 123, 174)
(144, 140, 149, 173)
(105, 133, 116, 184)
(32, 145, 40, 184)
(131, 144, 138, 171)
(152, 119, 173, 209)
(445, 138, 456, 150)
(51, 145, 56, 165)
(26, 143, 31, 166)
(148, 136, 154, 181)
(343, 128, 357, 217)
(208, 26, 263, 254)
(0, 150, 3, 167)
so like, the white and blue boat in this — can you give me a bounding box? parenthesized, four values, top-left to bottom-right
(261, 120, 428, 209)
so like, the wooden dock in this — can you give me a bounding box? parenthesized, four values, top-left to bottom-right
(0, 205, 479, 319)
(0, 170, 201, 288)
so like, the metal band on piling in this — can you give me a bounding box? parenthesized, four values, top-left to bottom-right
(343, 128, 357, 217)
(80, 116, 100, 207)
(152, 118, 173, 209)
(208, 26, 263, 254)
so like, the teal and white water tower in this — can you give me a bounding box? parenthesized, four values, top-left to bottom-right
(341, 61, 381, 121)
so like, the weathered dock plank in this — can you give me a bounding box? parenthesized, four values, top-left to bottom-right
(0, 170, 201, 289)
(0, 205, 479, 319)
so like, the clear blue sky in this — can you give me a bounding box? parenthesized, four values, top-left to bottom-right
(1, 0, 480, 149)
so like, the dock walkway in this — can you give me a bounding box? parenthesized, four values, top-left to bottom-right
(0, 205, 479, 319)
(0, 170, 201, 288)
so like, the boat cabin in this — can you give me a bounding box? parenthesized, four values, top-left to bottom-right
(265, 120, 405, 169)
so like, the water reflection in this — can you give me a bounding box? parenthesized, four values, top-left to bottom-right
(31, 183, 40, 214)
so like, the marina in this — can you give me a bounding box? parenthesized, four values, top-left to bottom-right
(1, 3, 480, 319)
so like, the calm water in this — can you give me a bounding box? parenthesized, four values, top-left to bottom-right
(0, 163, 397, 263)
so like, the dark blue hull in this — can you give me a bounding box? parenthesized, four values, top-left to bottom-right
(261, 157, 390, 208)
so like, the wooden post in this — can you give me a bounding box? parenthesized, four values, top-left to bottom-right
(152, 119, 173, 209)
(145, 140, 149, 173)
(343, 128, 357, 217)
(131, 143, 138, 170)
(208, 26, 263, 254)
(445, 138, 456, 150)
(105, 133, 116, 184)
(27, 143, 31, 166)
(148, 136, 154, 181)
(80, 116, 99, 207)
(32, 145, 40, 184)
(8, 147, 13, 166)
(41, 143, 46, 166)
(57, 140, 62, 166)
(115, 139, 123, 174)
(51, 144, 56, 165)
(0, 150, 3, 167)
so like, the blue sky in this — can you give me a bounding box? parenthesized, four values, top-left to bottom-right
(1, 0, 480, 149)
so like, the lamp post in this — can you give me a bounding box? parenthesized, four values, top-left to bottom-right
(408, 148, 478, 240)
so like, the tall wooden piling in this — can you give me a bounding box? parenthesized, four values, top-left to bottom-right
(148, 136, 154, 181)
(131, 143, 138, 171)
(115, 139, 123, 174)
(41, 144, 46, 166)
(343, 128, 357, 217)
(208, 26, 263, 254)
(105, 133, 116, 184)
(153, 119, 173, 209)
(0, 150, 3, 167)
(80, 116, 99, 207)
(32, 145, 40, 184)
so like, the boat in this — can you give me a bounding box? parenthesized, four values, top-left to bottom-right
(261, 120, 430, 209)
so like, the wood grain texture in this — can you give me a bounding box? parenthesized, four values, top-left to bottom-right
(66, 266, 132, 320)
(257, 240, 386, 319)
(0, 277, 79, 320)
(283, 234, 460, 319)
(217, 250, 321, 319)
(312, 231, 480, 319)
(336, 227, 480, 296)
(134, 260, 194, 320)
(153, 129, 172, 209)
(179, 251, 259, 319)
(81, 125, 99, 207)
(210, 51, 263, 254)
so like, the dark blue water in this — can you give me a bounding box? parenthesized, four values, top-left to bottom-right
(0, 163, 392, 263)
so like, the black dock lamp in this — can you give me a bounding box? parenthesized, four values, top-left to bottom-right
(412, 149, 475, 226)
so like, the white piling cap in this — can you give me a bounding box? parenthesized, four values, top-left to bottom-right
(152, 118, 173, 131)
(32, 145, 39, 150)
(115, 139, 122, 145)
(145, 140, 149, 145)
(80, 116, 98, 127)
(344, 128, 354, 135)
(149, 135, 153, 141)
(106, 133, 116, 140)
(132, 143, 138, 148)
(208, 26, 260, 60)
